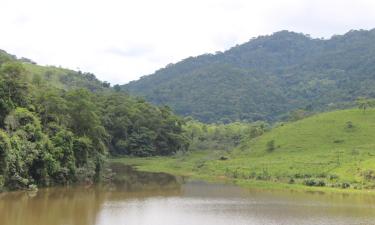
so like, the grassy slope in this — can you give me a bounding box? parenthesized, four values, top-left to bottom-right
(113, 108, 375, 193)
(22, 63, 105, 91)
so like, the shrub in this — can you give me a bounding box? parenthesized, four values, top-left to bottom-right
(341, 182, 350, 189)
(266, 140, 275, 152)
(361, 170, 375, 181)
(346, 121, 354, 129)
(219, 156, 229, 160)
(303, 179, 326, 187)
(328, 174, 339, 180)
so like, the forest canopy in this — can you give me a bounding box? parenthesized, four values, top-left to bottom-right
(0, 50, 189, 191)
(123, 29, 375, 123)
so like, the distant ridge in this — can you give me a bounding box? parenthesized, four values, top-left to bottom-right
(123, 29, 375, 123)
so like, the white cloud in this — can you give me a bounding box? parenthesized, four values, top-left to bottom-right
(0, 0, 375, 84)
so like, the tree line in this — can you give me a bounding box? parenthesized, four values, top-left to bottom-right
(0, 54, 189, 191)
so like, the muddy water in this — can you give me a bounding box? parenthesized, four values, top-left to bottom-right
(1, 164, 375, 225)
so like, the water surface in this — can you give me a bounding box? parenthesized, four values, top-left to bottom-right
(1, 164, 375, 225)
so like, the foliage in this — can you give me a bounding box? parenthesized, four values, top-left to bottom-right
(0, 61, 29, 126)
(0, 50, 189, 190)
(356, 97, 375, 112)
(99, 93, 189, 156)
(183, 119, 268, 151)
(124, 29, 375, 123)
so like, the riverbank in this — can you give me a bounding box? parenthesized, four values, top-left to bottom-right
(111, 150, 375, 196)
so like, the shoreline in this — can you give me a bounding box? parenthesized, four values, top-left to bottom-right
(111, 155, 375, 196)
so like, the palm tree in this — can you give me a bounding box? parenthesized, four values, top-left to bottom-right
(356, 97, 375, 112)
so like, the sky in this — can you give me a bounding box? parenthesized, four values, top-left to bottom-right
(1, 0, 375, 85)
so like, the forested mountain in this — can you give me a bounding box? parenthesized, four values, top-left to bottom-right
(123, 29, 375, 123)
(0, 50, 188, 191)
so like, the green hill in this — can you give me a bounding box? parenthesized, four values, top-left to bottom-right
(23, 63, 109, 91)
(223, 108, 375, 188)
(117, 108, 375, 190)
(123, 29, 375, 123)
(1, 49, 109, 91)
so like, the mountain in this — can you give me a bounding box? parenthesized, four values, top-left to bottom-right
(123, 29, 375, 123)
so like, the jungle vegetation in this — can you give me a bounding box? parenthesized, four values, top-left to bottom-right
(0, 50, 188, 191)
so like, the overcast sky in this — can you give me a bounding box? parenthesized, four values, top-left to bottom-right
(1, 0, 375, 84)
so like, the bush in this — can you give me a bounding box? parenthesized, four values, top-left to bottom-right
(266, 140, 275, 152)
(361, 170, 375, 181)
(341, 182, 350, 189)
(303, 179, 326, 187)
(328, 174, 339, 180)
(346, 121, 354, 129)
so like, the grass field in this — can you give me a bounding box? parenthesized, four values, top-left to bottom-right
(112, 108, 375, 193)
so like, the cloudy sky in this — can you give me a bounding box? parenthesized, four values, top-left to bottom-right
(1, 0, 375, 84)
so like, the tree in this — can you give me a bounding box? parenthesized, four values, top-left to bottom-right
(0, 62, 28, 106)
(4, 108, 44, 189)
(0, 131, 10, 178)
(32, 74, 43, 87)
(289, 109, 309, 121)
(0, 62, 28, 126)
(356, 97, 374, 112)
(113, 84, 121, 92)
(65, 89, 104, 137)
(34, 88, 68, 127)
(73, 137, 92, 167)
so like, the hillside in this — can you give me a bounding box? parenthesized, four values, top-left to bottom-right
(0, 49, 109, 91)
(118, 108, 375, 190)
(223, 108, 375, 188)
(123, 29, 375, 123)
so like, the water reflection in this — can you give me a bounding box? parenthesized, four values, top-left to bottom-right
(1, 164, 375, 225)
(109, 162, 182, 195)
(0, 187, 104, 225)
(0, 163, 183, 225)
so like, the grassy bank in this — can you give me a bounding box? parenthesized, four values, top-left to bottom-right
(112, 108, 375, 194)
(111, 151, 374, 195)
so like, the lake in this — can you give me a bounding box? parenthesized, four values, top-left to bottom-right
(0, 163, 375, 225)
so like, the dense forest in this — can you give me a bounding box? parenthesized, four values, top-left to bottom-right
(123, 29, 375, 123)
(0, 50, 188, 191)
(183, 118, 268, 151)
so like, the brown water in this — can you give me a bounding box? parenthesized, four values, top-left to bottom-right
(1, 164, 375, 225)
